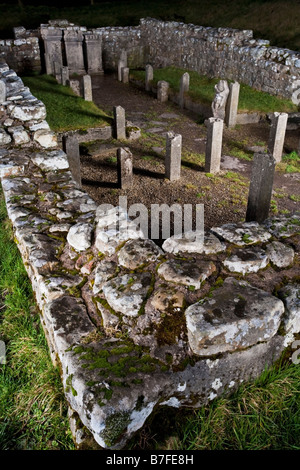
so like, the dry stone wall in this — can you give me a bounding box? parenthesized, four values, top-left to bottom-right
(0, 64, 299, 450)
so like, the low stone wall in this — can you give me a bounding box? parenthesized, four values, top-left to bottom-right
(0, 37, 41, 75)
(0, 64, 299, 450)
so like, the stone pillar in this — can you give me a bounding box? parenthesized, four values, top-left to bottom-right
(117, 147, 133, 189)
(62, 134, 81, 188)
(157, 81, 169, 103)
(122, 67, 129, 84)
(165, 132, 182, 181)
(205, 118, 223, 174)
(179, 72, 190, 109)
(117, 59, 126, 82)
(84, 33, 103, 74)
(53, 61, 62, 83)
(113, 106, 126, 140)
(83, 74, 93, 101)
(41, 27, 63, 76)
(0, 80, 6, 103)
(225, 81, 240, 128)
(64, 29, 86, 75)
(145, 64, 153, 91)
(268, 112, 288, 163)
(246, 153, 275, 223)
(61, 66, 69, 86)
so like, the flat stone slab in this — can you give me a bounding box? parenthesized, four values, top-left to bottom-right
(162, 230, 226, 255)
(117, 238, 163, 270)
(159, 113, 180, 119)
(157, 258, 216, 289)
(263, 214, 300, 238)
(220, 155, 248, 171)
(185, 277, 284, 356)
(102, 272, 153, 317)
(212, 221, 272, 246)
(223, 246, 269, 274)
(266, 241, 294, 268)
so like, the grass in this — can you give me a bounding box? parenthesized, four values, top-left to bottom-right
(1, 1, 300, 52)
(277, 151, 300, 173)
(131, 66, 297, 114)
(22, 74, 112, 132)
(0, 188, 74, 450)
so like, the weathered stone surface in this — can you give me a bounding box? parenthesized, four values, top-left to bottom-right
(31, 150, 69, 171)
(9, 103, 46, 121)
(165, 131, 182, 181)
(157, 80, 169, 102)
(117, 147, 133, 189)
(211, 80, 229, 120)
(93, 261, 117, 296)
(158, 258, 216, 289)
(224, 247, 269, 274)
(0, 79, 6, 103)
(225, 81, 240, 128)
(8, 126, 30, 144)
(162, 230, 226, 254)
(185, 277, 284, 356)
(33, 129, 57, 148)
(102, 272, 153, 317)
(278, 283, 300, 336)
(67, 223, 93, 251)
(150, 285, 185, 311)
(205, 117, 223, 174)
(0, 129, 12, 145)
(263, 214, 300, 238)
(118, 238, 162, 269)
(212, 221, 272, 246)
(266, 241, 294, 268)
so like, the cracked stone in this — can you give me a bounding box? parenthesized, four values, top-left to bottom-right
(118, 238, 163, 269)
(185, 277, 284, 356)
(102, 272, 153, 317)
(223, 246, 269, 274)
(157, 258, 216, 289)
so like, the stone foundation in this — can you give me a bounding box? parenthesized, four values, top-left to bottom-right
(0, 64, 299, 450)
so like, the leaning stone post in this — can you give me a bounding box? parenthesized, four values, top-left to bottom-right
(225, 81, 240, 128)
(157, 81, 169, 102)
(64, 29, 86, 75)
(113, 106, 126, 140)
(268, 112, 288, 163)
(205, 118, 224, 173)
(165, 132, 182, 181)
(145, 64, 153, 91)
(83, 74, 93, 101)
(179, 72, 190, 109)
(62, 134, 81, 188)
(117, 147, 133, 189)
(246, 153, 275, 223)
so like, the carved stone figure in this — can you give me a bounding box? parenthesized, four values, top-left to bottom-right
(211, 79, 229, 119)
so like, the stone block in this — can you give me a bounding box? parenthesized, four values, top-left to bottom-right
(205, 117, 223, 173)
(117, 147, 133, 189)
(246, 153, 275, 223)
(113, 105, 126, 140)
(165, 131, 182, 181)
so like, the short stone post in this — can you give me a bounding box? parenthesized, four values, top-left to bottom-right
(246, 153, 276, 223)
(0, 80, 6, 103)
(268, 112, 288, 163)
(179, 72, 190, 109)
(113, 105, 126, 140)
(205, 117, 224, 173)
(165, 132, 182, 181)
(62, 134, 81, 188)
(61, 66, 69, 86)
(83, 74, 93, 101)
(53, 61, 62, 83)
(118, 60, 126, 82)
(121, 67, 129, 84)
(117, 147, 133, 189)
(145, 64, 153, 91)
(157, 80, 169, 103)
(225, 81, 240, 128)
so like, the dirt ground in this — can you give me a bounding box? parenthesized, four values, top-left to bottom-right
(80, 74, 300, 243)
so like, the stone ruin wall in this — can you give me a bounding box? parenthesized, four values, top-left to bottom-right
(1, 18, 300, 102)
(0, 59, 300, 448)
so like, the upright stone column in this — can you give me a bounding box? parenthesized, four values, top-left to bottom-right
(122, 67, 130, 84)
(61, 66, 69, 86)
(64, 29, 86, 75)
(205, 118, 224, 174)
(62, 134, 81, 188)
(145, 64, 153, 92)
(84, 33, 103, 75)
(157, 81, 169, 103)
(246, 153, 275, 223)
(179, 72, 190, 109)
(53, 61, 62, 83)
(225, 81, 240, 128)
(41, 27, 63, 76)
(165, 132, 182, 181)
(118, 60, 126, 82)
(83, 75, 93, 101)
(113, 106, 126, 140)
(268, 112, 288, 163)
(117, 147, 133, 189)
